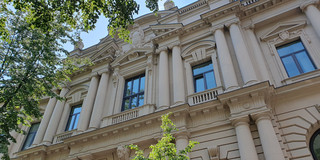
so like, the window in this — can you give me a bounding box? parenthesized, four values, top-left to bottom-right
(65, 104, 82, 131)
(21, 123, 40, 150)
(310, 129, 320, 160)
(192, 61, 217, 93)
(122, 74, 145, 111)
(276, 40, 316, 77)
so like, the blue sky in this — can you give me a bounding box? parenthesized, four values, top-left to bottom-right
(65, 0, 198, 52)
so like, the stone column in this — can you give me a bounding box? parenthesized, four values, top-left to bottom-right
(184, 62, 194, 95)
(245, 27, 270, 81)
(301, 0, 320, 38)
(232, 117, 259, 160)
(56, 103, 70, 134)
(228, 22, 258, 86)
(213, 27, 239, 91)
(158, 48, 170, 109)
(77, 73, 99, 132)
(175, 132, 189, 152)
(42, 87, 69, 144)
(172, 45, 185, 105)
(32, 97, 57, 145)
(89, 69, 110, 130)
(252, 113, 285, 160)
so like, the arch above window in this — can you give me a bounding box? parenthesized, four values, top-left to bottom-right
(310, 129, 320, 160)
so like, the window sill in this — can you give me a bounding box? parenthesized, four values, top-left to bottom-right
(281, 69, 320, 85)
(188, 86, 223, 106)
(101, 104, 156, 127)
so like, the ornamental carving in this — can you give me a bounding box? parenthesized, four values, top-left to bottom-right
(130, 27, 144, 48)
(117, 146, 129, 160)
(128, 52, 139, 61)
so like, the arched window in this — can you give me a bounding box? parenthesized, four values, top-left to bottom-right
(310, 129, 320, 160)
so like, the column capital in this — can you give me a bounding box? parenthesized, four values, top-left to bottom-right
(168, 42, 181, 49)
(210, 24, 224, 34)
(300, 0, 319, 11)
(230, 116, 250, 127)
(175, 130, 190, 139)
(251, 111, 271, 122)
(90, 72, 99, 78)
(225, 18, 240, 28)
(156, 46, 168, 54)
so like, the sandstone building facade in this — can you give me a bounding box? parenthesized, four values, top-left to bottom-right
(8, 0, 320, 159)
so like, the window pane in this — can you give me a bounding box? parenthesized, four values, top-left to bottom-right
(193, 62, 213, 75)
(73, 107, 82, 114)
(195, 78, 205, 92)
(140, 76, 145, 92)
(21, 123, 39, 150)
(281, 56, 300, 77)
(131, 96, 138, 109)
(296, 51, 316, 73)
(138, 94, 144, 107)
(67, 117, 76, 130)
(313, 134, 320, 159)
(132, 78, 139, 94)
(126, 81, 132, 96)
(205, 71, 216, 89)
(123, 98, 130, 110)
(73, 114, 80, 129)
(277, 41, 304, 57)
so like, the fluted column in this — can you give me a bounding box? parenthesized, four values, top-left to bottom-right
(42, 87, 69, 144)
(172, 45, 185, 105)
(158, 48, 170, 109)
(228, 22, 258, 85)
(175, 132, 189, 152)
(32, 97, 57, 145)
(89, 69, 110, 130)
(232, 117, 259, 160)
(213, 27, 239, 91)
(252, 113, 285, 160)
(301, 0, 320, 38)
(245, 27, 270, 81)
(77, 73, 99, 132)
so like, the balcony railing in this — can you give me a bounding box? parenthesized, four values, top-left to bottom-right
(101, 104, 156, 126)
(188, 87, 222, 106)
(54, 130, 75, 143)
(240, 0, 259, 6)
(112, 109, 139, 124)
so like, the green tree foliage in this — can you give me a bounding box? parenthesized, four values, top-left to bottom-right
(129, 113, 198, 160)
(0, 10, 90, 159)
(0, 0, 161, 159)
(1, 0, 160, 43)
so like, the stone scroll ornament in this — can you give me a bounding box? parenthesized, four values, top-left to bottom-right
(117, 145, 130, 160)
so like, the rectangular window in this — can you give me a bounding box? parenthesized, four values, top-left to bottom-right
(65, 104, 82, 131)
(21, 123, 40, 150)
(276, 40, 316, 77)
(192, 61, 217, 93)
(122, 74, 145, 111)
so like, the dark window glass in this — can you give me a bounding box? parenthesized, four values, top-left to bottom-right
(65, 104, 82, 131)
(192, 61, 217, 92)
(21, 123, 40, 150)
(310, 129, 320, 160)
(122, 74, 145, 111)
(276, 40, 316, 77)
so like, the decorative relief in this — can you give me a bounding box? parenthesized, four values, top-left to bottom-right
(117, 146, 130, 160)
(279, 31, 289, 40)
(130, 27, 144, 48)
(191, 48, 206, 61)
(112, 67, 120, 86)
(208, 146, 220, 160)
(128, 52, 139, 61)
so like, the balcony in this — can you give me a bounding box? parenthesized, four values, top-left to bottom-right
(188, 87, 223, 106)
(240, 0, 259, 6)
(53, 130, 75, 143)
(101, 104, 156, 126)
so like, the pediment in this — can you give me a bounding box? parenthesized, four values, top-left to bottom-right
(261, 20, 306, 41)
(90, 40, 118, 63)
(150, 23, 183, 36)
(182, 40, 216, 60)
(111, 48, 152, 67)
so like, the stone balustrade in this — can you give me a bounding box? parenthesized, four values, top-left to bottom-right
(188, 87, 222, 105)
(240, 0, 259, 6)
(53, 130, 75, 143)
